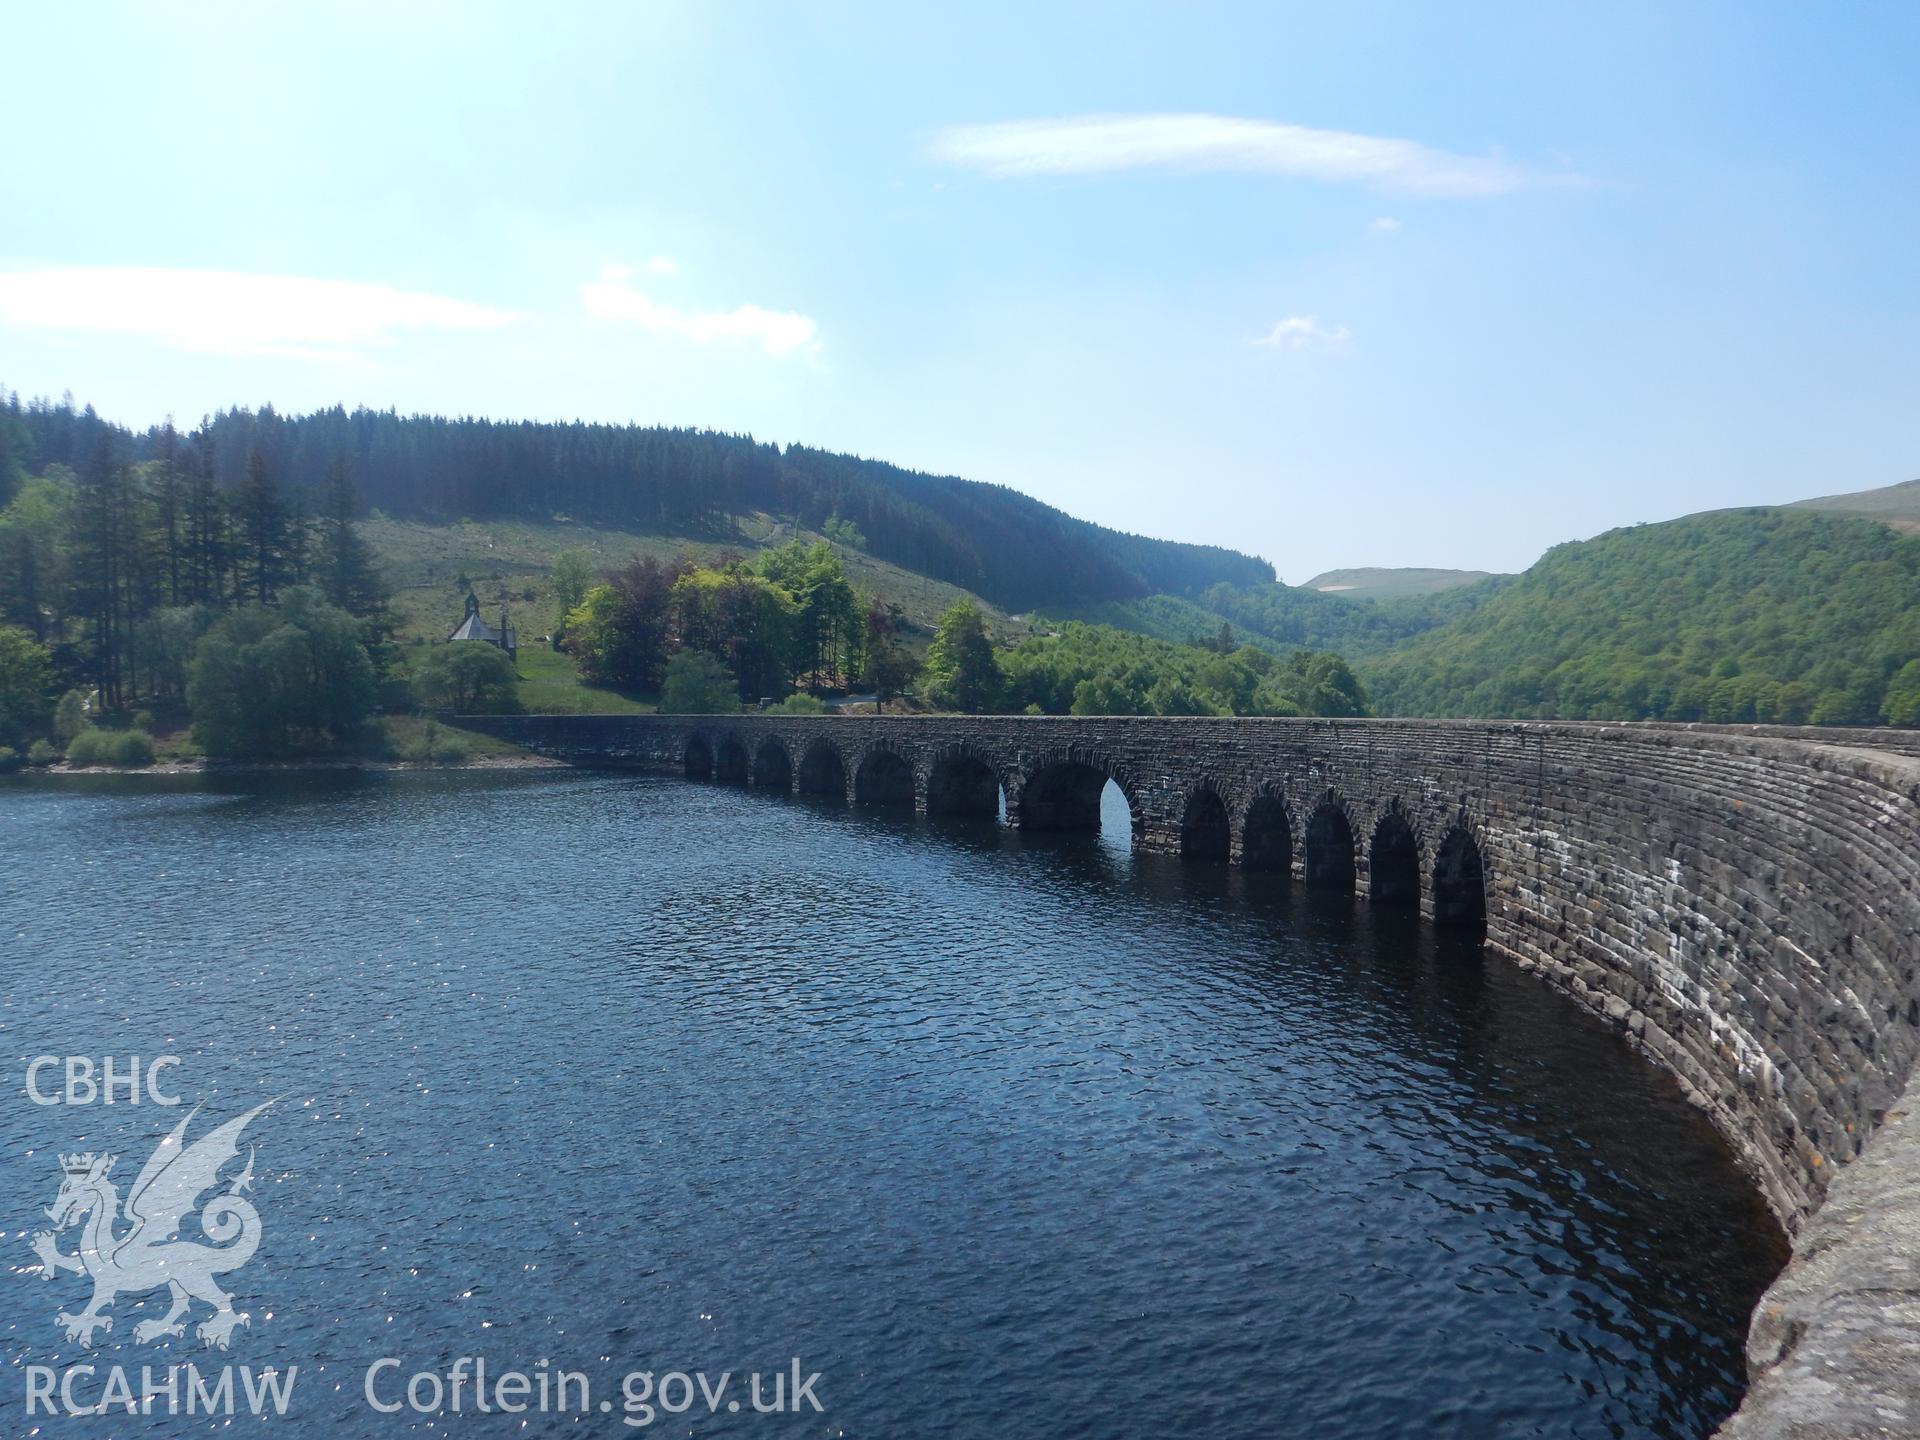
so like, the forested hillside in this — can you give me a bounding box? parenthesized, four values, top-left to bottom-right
(1362, 508, 1920, 724)
(5, 395, 1272, 612)
(11, 386, 1920, 739)
(1195, 572, 1508, 658)
(1004, 622, 1367, 718)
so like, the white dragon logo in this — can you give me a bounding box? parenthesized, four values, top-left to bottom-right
(30, 1102, 270, 1349)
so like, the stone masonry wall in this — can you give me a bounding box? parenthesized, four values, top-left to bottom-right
(458, 712, 1920, 1438)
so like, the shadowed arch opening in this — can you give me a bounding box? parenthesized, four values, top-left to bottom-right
(1240, 795, 1293, 874)
(855, 749, 915, 809)
(1020, 759, 1133, 835)
(1181, 788, 1231, 861)
(797, 739, 848, 801)
(1305, 798, 1355, 890)
(1433, 824, 1487, 932)
(1370, 810, 1420, 907)
(751, 737, 793, 790)
(684, 735, 713, 778)
(715, 735, 749, 784)
(927, 752, 1002, 817)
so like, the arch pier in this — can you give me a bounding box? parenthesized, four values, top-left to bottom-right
(455, 711, 1920, 1437)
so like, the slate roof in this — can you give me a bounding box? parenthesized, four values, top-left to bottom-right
(449, 610, 502, 644)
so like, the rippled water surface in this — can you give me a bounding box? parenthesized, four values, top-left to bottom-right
(0, 770, 1785, 1437)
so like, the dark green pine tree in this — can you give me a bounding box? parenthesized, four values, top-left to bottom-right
(153, 419, 184, 606)
(232, 450, 290, 603)
(864, 599, 918, 710)
(183, 424, 228, 605)
(315, 455, 389, 617)
(286, 487, 311, 587)
(0, 396, 29, 510)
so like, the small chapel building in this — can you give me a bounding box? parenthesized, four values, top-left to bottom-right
(448, 592, 518, 662)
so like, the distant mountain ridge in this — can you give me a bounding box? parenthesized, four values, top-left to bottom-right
(1300, 566, 1495, 599)
(1787, 477, 1920, 533)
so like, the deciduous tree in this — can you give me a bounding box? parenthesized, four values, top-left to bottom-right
(187, 588, 375, 756)
(923, 600, 1004, 713)
(0, 627, 54, 748)
(412, 642, 520, 713)
(659, 650, 738, 714)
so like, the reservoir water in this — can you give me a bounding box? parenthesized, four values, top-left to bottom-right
(0, 769, 1785, 1437)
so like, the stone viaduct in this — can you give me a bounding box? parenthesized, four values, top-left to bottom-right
(458, 710, 1920, 1439)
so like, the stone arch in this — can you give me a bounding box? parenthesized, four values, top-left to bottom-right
(853, 744, 915, 808)
(796, 737, 849, 801)
(1432, 817, 1488, 932)
(1304, 792, 1356, 890)
(925, 744, 1004, 818)
(1369, 803, 1421, 907)
(1013, 749, 1141, 835)
(751, 736, 793, 790)
(1239, 790, 1294, 874)
(715, 734, 750, 784)
(1179, 781, 1232, 861)
(683, 733, 714, 779)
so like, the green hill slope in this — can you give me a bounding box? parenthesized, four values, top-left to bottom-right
(366, 513, 1049, 716)
(1362, 508, 1920, 724)
(1788, 477, 1920, 533)
(1194, 573, 1508, 659)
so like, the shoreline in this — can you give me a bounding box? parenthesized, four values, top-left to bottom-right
(23, 752, 569, 778)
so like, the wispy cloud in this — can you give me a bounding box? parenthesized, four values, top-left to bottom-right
(1250, 316, 1351, 350)
(1369, 216, 1403, 232)
(0, 266, 514, 360)
(931, 113, 1555, 197)
(581, 264, 818, 358)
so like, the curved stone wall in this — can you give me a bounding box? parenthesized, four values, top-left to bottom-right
(458, 712, 1920, 1436)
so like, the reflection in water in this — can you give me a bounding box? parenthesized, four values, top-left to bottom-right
(0, 769, 1784, 1439)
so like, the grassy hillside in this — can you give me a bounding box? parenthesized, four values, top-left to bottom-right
(368, 513, 1026, 637)
(1036, 594, 1266, 649)
(1301, 566, 1497, 599)
(370, 514, 1039, 714)
(1362, 507, 1920, 724)
(1788, 477, 1920, 534)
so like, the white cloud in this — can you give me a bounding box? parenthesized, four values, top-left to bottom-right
(1369, 216, 1403, 232)
(930, 113, 1552, 197)
(640, 255, 678, 277)
(581, 264, 818, 358)
(1250, 316, 1351, 350)
(0, 266, 515, 360)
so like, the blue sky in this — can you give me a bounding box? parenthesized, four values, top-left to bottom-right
(1, 2, 1914, 581)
